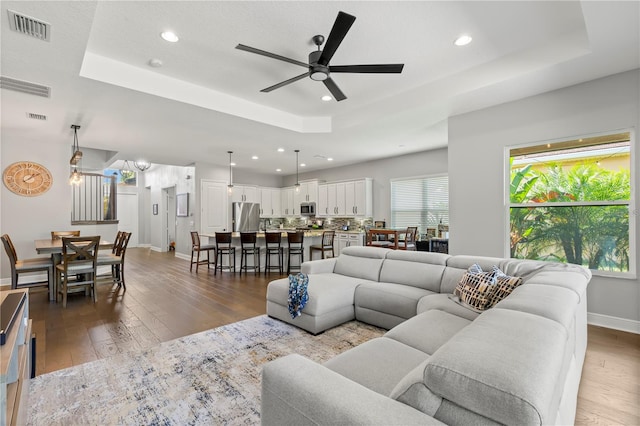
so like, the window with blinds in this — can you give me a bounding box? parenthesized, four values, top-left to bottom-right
(391, 174, 449, 236)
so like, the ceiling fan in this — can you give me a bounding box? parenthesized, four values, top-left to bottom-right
(236, 11, 404, 101)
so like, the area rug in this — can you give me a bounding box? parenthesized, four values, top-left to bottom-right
(27, 315, 384, 425)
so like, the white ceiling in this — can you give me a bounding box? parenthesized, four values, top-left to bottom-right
(1, 1, 638, 175)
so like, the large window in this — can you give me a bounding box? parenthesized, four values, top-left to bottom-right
(391, 174, 449, 237)
(508, 131, 634, 276)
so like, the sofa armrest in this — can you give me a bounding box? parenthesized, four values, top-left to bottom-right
(301, 258, 337, 274)
(261, 354, 443, 426)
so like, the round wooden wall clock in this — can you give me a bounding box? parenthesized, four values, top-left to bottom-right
(3, 161, 53, 196)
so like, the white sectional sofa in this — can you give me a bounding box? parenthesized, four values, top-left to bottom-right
(262, 246, 592, 425)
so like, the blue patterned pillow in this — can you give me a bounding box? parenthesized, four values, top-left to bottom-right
(288, 273, 309, 319)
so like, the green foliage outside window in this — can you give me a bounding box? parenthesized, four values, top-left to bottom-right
(510, 161, 631, 272)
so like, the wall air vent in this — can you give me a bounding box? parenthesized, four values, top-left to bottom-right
(27, 112, 47, 121)
(7, 9, 50, 41)
(0, 76, 51, 97)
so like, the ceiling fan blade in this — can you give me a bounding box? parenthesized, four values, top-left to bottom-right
(318, 11, 356, 66)
(261, 72, 310, 93)
(323, 77, 347, 101)
(236, 44, 308, 68)
(330, 64, 405, 73)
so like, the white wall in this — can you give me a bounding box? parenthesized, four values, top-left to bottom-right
(292, 149, 449, 223)
(448, 69, 640, 328)
(143, 164, 195, 255)
(0, 131, 118, 282)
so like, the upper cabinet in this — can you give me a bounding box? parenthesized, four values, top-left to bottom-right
(293, 180, 318, 205)
(318, 178, 372, 217)
(281, 187, 296, 216)
(259, 187, 282, 218)
(230, 185, 259, 203)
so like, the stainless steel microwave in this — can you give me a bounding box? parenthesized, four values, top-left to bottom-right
(300, 202, 316, 216)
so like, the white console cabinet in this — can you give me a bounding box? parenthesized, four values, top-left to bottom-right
(1, 289, 31, 426)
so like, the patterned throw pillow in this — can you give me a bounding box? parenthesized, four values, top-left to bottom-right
(288, 273, 309, 319)
(454, 264, 499, 310)
(487, 266, 523, 308)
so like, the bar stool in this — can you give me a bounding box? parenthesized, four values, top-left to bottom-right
(286, 231, 305, 274)
(189, 231, 216, 272)
(309, 230, 335, 260)
(214, 232, 236, 274)
(239, 232, 260, 275)
(264, 232, 284, 275)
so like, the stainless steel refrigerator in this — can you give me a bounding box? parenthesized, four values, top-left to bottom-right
(232, 202, 261, 232)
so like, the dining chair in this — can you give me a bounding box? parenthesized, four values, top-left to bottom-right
(1, 234, 54, 298)
(190, 231, 216, 272)
(398, 227, 418, 251)
(309, 230, 335, 260)
(214, 232, 236, 274)
(286, 231, 305, 274)
(264, 232, 284, 274)
(239, 232, 260, 275)
(51, 230, 81, 239)
(56, 236, 100, 308)
(97, 232, 132, 290)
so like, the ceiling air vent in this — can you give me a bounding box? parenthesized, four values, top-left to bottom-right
(27, 112, 47, 121)
(0, 76, 51, 97)
(7, 9, 51, 41)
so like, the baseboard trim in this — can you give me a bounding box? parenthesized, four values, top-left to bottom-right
(174, 252, 190, 261)
(150, 246, 163, 252)
(138, 244, 151, 248)
(588, 313, 640, 334)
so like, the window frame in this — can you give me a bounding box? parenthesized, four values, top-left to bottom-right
(504, 129, 636, 279)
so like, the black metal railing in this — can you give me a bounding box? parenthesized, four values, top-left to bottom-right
(71, 173, 118, 224)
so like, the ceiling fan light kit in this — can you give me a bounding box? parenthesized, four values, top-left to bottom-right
(236, 11, 404, 101)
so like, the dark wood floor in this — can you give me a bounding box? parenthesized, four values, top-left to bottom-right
(14, 248, 640, 424)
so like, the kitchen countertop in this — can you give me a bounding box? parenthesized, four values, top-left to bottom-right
(202, 230, 364, 239)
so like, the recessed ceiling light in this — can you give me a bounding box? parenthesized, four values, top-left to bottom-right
(161, 31, 179, 43)
(327, 157, 334, 161)
(454, 34, 472, 46)
(277, 148, 285, 152)
(251, 155, 258, 160)
(276, 168, 282, 172)
(300, 163, 306, 167)
(230, 162, 236, 166)
(321, 95, 332, 102)
(148, 58, 163, 68)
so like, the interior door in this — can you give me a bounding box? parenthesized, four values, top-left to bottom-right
(201, 180, 228, 234)
(116, 193, 139, 246)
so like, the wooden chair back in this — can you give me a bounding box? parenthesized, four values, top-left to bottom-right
(190, 231, 201, 248)
(321, 230, 335, 248)
(1, 234, 18, 265)
(265, 231, 282, 248)
(215, 232, 233, 249)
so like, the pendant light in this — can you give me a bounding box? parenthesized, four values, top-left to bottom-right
(69, 124, 83, 185)
(294, 149, 301, 193)
(227, 151, 234, 195)
(120, 160, 133, 173)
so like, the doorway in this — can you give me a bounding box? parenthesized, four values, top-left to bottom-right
(116, 192, 139, 247)
(163, 186, 176, 252)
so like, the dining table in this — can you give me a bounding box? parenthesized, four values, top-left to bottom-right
(35, 238, 112, 301)
(366, 229, 399, 250)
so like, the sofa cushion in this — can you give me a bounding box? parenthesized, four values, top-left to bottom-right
(379, 251, 448, 292)
(416, 294, 481, 321)
(385, 310, 471, 355)
(333, 246, 387, 281)
(355, 282, 436, 321)
(324, 337, 430, 397)
(389, 359, 443, 417)
(267, 273, 364, 315)
(495, 283, 579, 332)
(424, 309, 568, 425)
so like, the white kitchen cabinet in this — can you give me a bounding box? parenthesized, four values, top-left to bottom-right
(345, 179, 372, 217)
(317, 184, 329, 217)
(281, 187, 297, 216)
(259, 187, 281, 218)
(230, 185, 258, 203)
(294, 180, 319, 206)
(336, 232, 364, 256)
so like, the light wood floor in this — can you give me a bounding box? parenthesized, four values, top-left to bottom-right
(13, 248, 640, 424)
